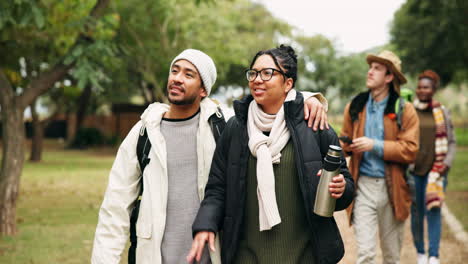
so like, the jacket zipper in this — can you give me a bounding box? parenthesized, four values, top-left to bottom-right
(228, 124, 249, 263)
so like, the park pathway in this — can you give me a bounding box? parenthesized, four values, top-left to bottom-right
(334, 210, 468, 264)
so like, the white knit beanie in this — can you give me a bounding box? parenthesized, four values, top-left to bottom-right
(170, 49, 217, 95)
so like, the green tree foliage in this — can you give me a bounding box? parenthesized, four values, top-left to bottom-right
(0, 0, 119, 91)
(294, 35, 368, 98)
(112, 0, 291, 103)
(391, 0, 468, 84)
(295, 35, 338, 93)
(333, 52, 369, 97)
(0, 0, 114, 236)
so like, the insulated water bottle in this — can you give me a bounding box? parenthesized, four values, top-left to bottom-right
(313, 145, 342, 217)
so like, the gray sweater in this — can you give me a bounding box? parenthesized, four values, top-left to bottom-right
(160, 112, 210, 264)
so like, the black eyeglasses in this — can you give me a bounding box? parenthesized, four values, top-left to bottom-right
(245, 68, 286, 82)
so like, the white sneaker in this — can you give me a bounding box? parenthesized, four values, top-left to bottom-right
(417, 253, 428, 264)
(428, 256, 440, 264)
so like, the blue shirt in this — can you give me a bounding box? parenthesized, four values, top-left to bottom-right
(359, 94, 387, 178)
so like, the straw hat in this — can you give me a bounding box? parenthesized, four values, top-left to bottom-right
(366, 50, 407, 93)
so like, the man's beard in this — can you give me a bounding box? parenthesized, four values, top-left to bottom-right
(168, 93, 198, 106)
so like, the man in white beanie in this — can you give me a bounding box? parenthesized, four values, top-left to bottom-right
(91, 49, 328, 264)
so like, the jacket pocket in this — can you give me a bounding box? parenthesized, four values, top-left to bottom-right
(220, 216, 233, 245)
(304, 160, 322, 170)
(304, 160, 322, 185)
(222, 216, 232, 230)
(136, 195, 152, 239)
(313, 217, 344, 262)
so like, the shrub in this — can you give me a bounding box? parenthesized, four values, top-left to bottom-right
(70, 127, 105, 149)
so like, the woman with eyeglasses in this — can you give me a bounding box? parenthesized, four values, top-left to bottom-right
(187, 45, 355, 264)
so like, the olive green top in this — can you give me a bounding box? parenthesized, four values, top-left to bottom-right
(414, 109, 436, 176)
(234, 140, 315, 264)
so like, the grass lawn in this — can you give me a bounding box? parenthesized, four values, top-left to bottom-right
(445, 146, 468, 231)
(0, 141, 126, 264)
(455, 127, 468, 146)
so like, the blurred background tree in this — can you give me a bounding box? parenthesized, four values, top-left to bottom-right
(0, 0, 115, 235)
(111, 0, 291, 104)
(391, 0, 468, 85)
(294, 35, 368, 99)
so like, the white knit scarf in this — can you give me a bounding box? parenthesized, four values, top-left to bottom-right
(247, 89, 296, 231)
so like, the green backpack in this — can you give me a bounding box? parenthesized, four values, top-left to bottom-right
(394, 88, 414, 129)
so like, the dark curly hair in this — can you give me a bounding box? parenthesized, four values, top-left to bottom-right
(249, 44, 298, 87)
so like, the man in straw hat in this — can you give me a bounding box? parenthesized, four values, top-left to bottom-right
(339, 50, 420, 263)
(90, 48, 330, 264)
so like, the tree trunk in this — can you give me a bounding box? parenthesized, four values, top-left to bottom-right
(29, 100, 44, 162)
(0, 73, 25, 236)
(66, 111, 77, 144)
(140, 81, 152, 105)
(75, 84, 92, 132)
(0, 0, 110, 237)
(154, 83, 167, 103)
(141, 82, 156, 104)
(0, 109, 24, 236)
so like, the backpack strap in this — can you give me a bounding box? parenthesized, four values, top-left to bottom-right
(208, 106, 226, 143)
(137, 124, 152, 189)
(394, 97, 406, 130)
(129, 124, 152, 264)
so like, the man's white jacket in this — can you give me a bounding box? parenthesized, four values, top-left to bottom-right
(91, 98, 222, 264)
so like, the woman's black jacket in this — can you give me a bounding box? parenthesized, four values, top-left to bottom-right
(192, 93, 355, 264)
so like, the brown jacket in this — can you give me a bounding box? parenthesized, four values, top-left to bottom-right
(340, 91, 419, 224)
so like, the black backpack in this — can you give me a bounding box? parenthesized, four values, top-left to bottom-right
(349, 91, 407, 130)
(128, 108, 225, 263)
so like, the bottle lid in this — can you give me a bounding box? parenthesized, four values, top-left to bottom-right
(327, 145, 342, 158)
